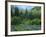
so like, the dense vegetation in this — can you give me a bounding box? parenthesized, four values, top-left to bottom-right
(11, 6, 41, 31)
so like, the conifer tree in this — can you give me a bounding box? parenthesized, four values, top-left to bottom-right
(15, 7, 19, 16)
(25, 8, 28, 16)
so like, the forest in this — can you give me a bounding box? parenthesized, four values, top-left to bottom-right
(11, 5, 41, 31)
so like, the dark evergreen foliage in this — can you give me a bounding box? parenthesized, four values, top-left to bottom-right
(15, 7, 19, 16)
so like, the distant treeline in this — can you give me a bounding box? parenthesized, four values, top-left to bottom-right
(11, 6, 41, 19)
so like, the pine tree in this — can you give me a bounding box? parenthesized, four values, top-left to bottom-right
(25, 8, 28, 16)
(11, 6, 14, 17)
(15, 7, 19, 16)
(20, 9, 23, 17)
(11, 6, 13, 17)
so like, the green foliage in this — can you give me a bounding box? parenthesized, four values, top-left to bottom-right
(15, 7, 19, 16)
(11, 6, 41, 31)
(11, 16, 23, 25)
(11, 6, 15, 16)
(20, 9, 23, 15)
(32, 18, 41, 25)
(22, 19, 32, 25)
(25, 8, 28, 16)
(31, 6, 41, 18)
